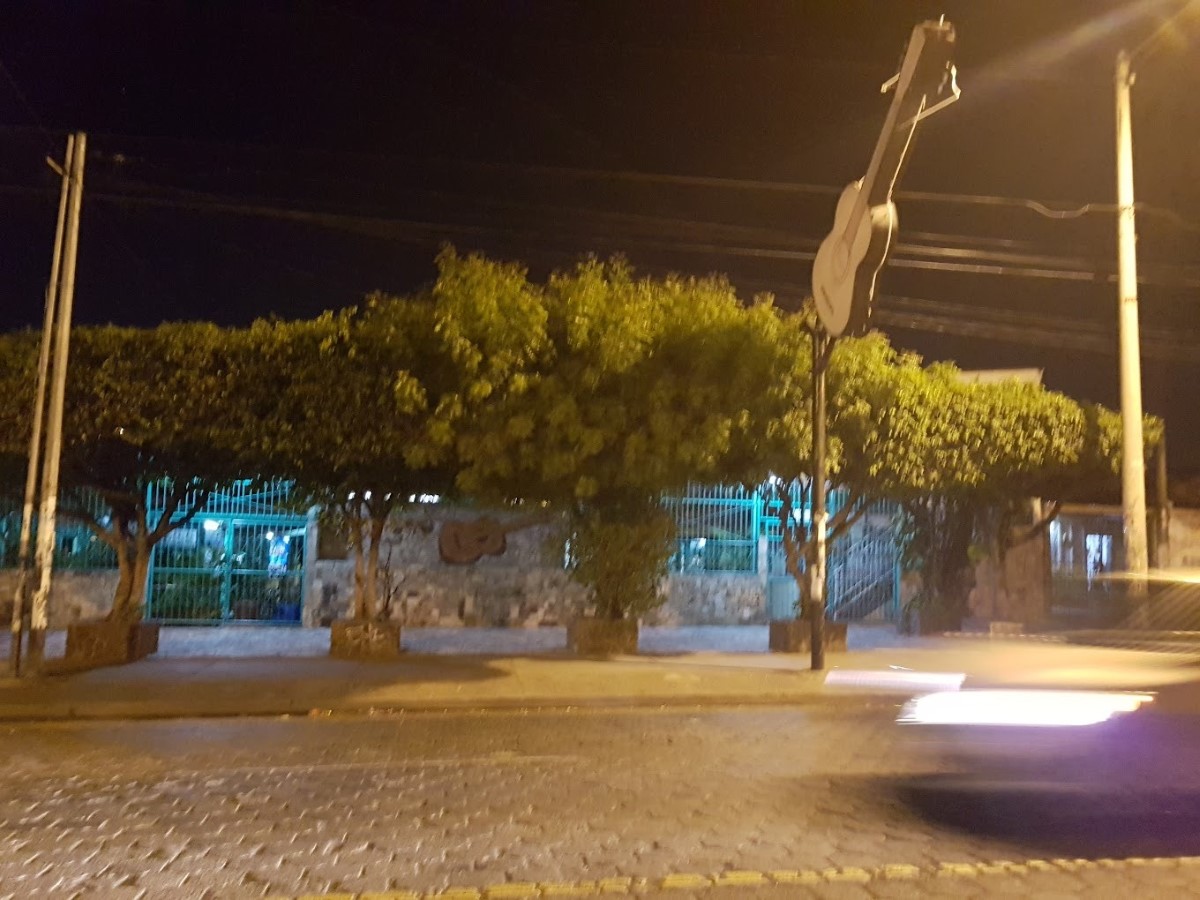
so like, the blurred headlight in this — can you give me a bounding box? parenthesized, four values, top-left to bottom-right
(899, 689, 1153, 727)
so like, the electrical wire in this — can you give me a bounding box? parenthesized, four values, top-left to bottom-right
(8, 123, 1200, 232)
(8, 177, 1200, 294)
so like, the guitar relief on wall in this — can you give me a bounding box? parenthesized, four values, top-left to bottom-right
(438, 514, 553, 565)
(812, 19, 958, 338)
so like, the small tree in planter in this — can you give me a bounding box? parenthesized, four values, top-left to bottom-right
(257, 249, 550, 657)
(564, 497, 675, 654)
(452, 255, 804, 652)
(0, 323, 263, 670)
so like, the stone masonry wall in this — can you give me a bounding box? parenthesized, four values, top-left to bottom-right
(305, 509, 770, 627)
(966, 532, 1050, 627)
(654, 574, 768, 625)
(0, 569, 119, 627)
(897, 530, 1051, 630)
(1167, 507, 1200, 569)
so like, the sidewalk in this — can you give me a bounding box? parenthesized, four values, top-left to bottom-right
(2, 624, 1198, 721)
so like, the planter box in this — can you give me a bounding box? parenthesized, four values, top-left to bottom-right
(567, 617, 638, 655)
(903, 607, 964, 636)
(330, 619, 403, 660)
(768, 619, 848, 654)
(65, 620, 160, 670)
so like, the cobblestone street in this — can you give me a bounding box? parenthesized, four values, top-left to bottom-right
(3, 706, 1200, 898)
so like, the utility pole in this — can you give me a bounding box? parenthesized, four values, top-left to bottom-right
(1114, 52, 1149, 594)
(8, 135, 76, 677)
(26, 131, 86, 675)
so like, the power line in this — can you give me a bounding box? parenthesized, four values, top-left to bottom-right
(8, 177, 1200, 294)
(8, 123, 1198, 228)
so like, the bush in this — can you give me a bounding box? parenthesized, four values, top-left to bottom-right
(568, 501, 675, 620)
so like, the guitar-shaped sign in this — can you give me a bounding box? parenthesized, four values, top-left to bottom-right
(812, 19, 959, 337)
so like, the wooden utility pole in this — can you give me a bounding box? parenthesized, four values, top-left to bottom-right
(8, 135, 76, 677)
(26, 131, 86, 676)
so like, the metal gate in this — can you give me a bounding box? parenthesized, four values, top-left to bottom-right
(758, 486, 899, 622)
(145, 481, 307, 625)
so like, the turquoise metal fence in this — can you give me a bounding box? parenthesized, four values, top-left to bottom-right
(664, 483, 759, 574)
(0, 493, 119, 571)
(665, 481, 902, 622)
(145, 480, 307, 625)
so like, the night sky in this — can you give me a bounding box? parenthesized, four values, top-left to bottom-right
(2, 1, 1199, 471)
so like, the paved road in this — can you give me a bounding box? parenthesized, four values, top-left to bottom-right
(2, 706, 1200, 898)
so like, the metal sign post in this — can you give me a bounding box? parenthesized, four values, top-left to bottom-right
(807, 22, 958, 669)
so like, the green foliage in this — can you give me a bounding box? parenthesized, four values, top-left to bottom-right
(455, 257, 807, 506)
(0, 323, 270, 621)
(451, 255, 807, 618)
(566, 500, 676, 621)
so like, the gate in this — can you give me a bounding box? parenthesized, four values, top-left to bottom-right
(758, 486, 900, 622)
(145, 481, 307, 624)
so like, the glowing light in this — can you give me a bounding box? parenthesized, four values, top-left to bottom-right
(265, 531, 275, 541)
(826, 670, 966, 692)
(899, 689, 1152, 728)
(202, 519, 220, 532)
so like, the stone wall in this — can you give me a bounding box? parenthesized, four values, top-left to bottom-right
(1167, 507, 1200, 569)
(897, 533, 1051, 630)
(304, 510, 772, 627)
(966, 532, 1050, 627)
(654, 574, 768, 625)
(0, 569, 118, 627)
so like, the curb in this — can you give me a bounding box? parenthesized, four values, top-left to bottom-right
(938, 631, 1064, 642)
(0, 690, 903, 724)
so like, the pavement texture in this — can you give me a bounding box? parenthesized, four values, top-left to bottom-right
(2, 624, 1199, 721)
(5, 627, 1200, 897)
(5, 709, 1200, 898)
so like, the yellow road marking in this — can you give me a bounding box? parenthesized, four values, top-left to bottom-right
(282, 854, 1200, 898)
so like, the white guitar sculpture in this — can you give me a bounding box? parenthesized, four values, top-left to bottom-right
(812, 19, 959, 337)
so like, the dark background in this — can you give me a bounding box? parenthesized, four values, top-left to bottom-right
(1, 1, 1198, 472)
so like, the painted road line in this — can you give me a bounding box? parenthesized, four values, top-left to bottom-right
(280, 853, 1194, 898)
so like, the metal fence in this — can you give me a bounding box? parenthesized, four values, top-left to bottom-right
(664, 483, 759, 574)
(0, 493, 119, 571)
(666, 481, 902, 622)
(145, 480, 308, 625)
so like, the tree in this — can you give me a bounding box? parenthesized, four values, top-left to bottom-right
(879, 364, 1151, 630)
(0, 322, 266, 622)
(455, 256, 806, 619)
(251, 246, 550, 622)
(746, 320, 906, 619)
(740, 305, 1141, 629)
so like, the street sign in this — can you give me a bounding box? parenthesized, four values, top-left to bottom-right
(812, 19, 958, 337)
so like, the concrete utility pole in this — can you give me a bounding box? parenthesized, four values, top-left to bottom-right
(26, 131, 86, 676)
(1114, 52, 1149, 591)
(8, 135, 76, 677)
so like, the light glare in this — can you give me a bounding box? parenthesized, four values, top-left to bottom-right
(900, 689, 1152, 727)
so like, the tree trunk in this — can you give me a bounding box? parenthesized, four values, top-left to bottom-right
(350, 512, 369, 620)
(123, 544, 151, 624)
(108, 537, 135, 622)
(363, 514, 386, 621)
